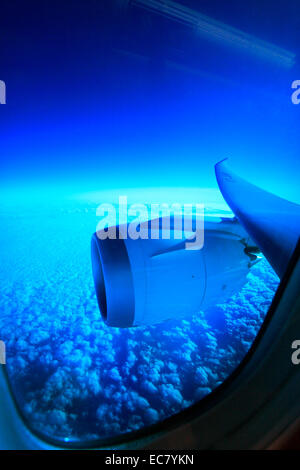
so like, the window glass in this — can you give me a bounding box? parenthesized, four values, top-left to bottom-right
(0, 0, 298, 445)
(0, 193, 280, 443)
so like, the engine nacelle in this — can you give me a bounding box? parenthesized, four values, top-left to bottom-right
(91, 216, 257, 327)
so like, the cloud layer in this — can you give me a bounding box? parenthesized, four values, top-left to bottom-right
(0, 205, 279, 443)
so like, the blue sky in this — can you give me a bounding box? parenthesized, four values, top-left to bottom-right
(0, 1, 299, 203)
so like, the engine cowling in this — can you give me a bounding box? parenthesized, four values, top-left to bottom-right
(91, 215, 256, 327)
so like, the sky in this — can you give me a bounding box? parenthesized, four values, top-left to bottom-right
(0, 0, 299, 204)
(0, 0, 298, 444)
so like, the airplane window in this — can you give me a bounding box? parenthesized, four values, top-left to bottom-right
(0, 0, 299, 446)
(0, 194, 281, 443)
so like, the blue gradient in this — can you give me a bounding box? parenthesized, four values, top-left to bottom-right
(1, 1, 299, 201)
(0, 0, 299, 445)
